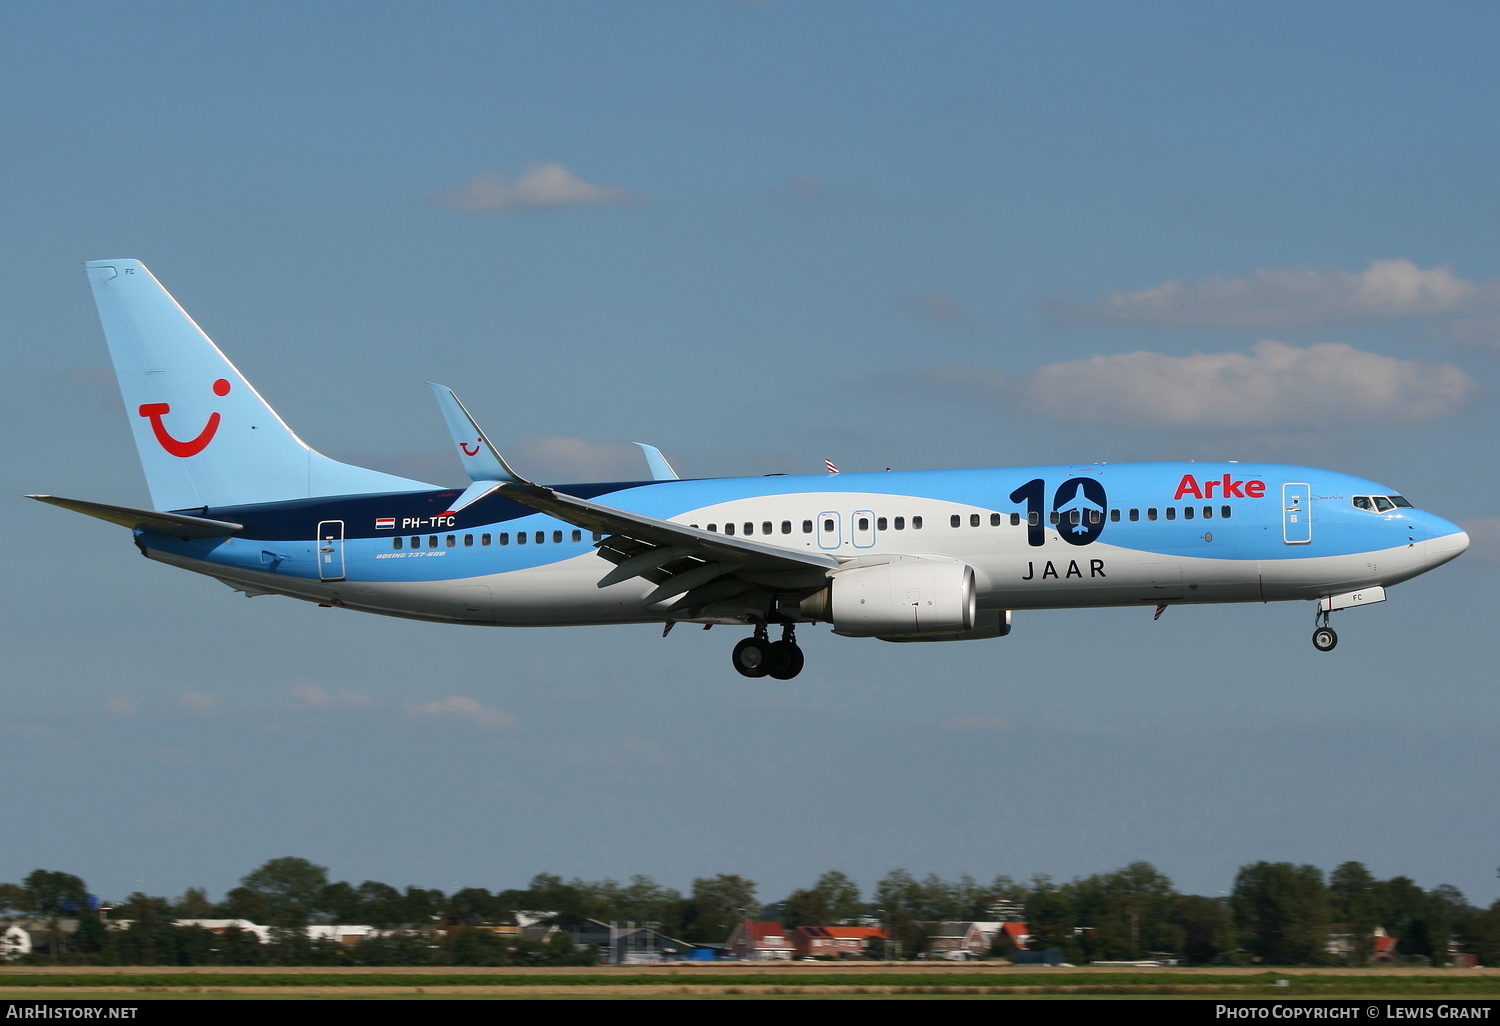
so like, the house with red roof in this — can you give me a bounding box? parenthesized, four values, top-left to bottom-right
(727, 920, 795, 960)
(792, 925, 885, 959)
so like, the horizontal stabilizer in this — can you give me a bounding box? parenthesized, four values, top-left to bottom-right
(28, 494, 242, 538)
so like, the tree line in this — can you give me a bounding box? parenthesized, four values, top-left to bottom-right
(4, 859, 1499, 966)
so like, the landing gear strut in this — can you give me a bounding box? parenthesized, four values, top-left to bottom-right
(732, 623, 804, 679)
(1312, 608, 1338, 652)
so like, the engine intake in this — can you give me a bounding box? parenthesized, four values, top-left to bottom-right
(800, 557, 977, 637)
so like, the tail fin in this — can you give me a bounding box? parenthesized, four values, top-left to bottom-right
(86, 260, 435, 511)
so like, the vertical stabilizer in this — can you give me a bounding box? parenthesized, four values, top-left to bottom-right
(86, 260, 435, 511)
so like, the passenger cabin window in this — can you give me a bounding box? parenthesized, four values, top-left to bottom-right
(894, 517, 905, 530)
(1129, 509, 1139, 522)
(393, 537, 402, 550)
(725, 523, 736, 536)
(481, 533, 491, 546)
(707, 524, 717, 532)
(763, 521, 773, 535)
(990, 513, 1001, 526)
(1146, 508, 1157, 521)
(1027, 512, 1038, 527)
(553, 530, 563, 543)
(802, 520, 813, 534)
(913, 516, 924, 529)
(878, 517, 888, 530)
(571, 530, 582, 542)
(410, 536, 420, 548)
(464, 534, 473, 546)
(970, 513, 981, 527)
(428, 536, 438, 548)
(535, 531, 544, 544)
(499, 533, 509, 545)
(1049, 511, 1060, 525)
(1109, 509, 1120, 522)
(859, 517, 870, 531)
(1010, 512, 1020, 526)
(951, 514, 961, 528)
(1183, 507, 1194, 520)
(517, 532, 526, 544)
(781, 521, 792, 534)
(1165, 508, 1176, 521)
(823, 518, 834, 533)
(1221, 506, 1231, 519)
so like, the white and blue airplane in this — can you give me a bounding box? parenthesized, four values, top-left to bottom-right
(30, 260, 1471, 679)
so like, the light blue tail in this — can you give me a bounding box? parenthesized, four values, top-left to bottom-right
(86, 260, 436, 511)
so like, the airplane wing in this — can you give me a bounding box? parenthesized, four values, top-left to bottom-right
(498, 480, 842, 608)
(428, 384, 840, 611)
(28, 495, 243, 538)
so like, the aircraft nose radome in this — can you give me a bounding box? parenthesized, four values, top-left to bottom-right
(1424, 523, 1469, 569)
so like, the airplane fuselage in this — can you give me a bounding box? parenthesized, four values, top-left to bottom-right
(138, 461, 1466, 630)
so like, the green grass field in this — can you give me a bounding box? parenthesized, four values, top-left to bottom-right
(2, 965, 1499, 999)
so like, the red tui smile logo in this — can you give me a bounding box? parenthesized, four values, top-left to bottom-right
(138, 378, 230, 457)
(460, 438, 481, 456)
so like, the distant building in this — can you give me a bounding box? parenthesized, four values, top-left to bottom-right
(791, 925, 885, 959)
(568, 920, 693, 963)
(727, 921, 794, 960)
(924, 921, 1003, 959)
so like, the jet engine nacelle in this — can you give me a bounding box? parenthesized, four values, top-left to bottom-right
(801, 557, 978, 638)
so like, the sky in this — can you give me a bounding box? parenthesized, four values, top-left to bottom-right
(4, 1, 1499, 914)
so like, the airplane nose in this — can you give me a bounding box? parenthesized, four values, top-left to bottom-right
(1423, 518, 1469, 568)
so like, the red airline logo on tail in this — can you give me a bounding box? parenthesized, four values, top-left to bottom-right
(138, 378, 230, 458)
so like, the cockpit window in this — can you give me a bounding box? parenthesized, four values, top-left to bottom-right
(1353, 496, 1372, 510)
(1373, 496, 1395, 512)
(1390, 495, 1413, 508)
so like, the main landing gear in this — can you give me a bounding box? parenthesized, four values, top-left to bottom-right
(732, 623, 805, 680)
(1312, 608, 1338, 652)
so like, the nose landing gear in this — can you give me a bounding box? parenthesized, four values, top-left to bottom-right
(732, 623, 804, 679)
(1312, 609, 1338, 652)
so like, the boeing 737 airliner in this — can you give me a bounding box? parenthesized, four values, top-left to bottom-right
(29, 260, 1471, 679)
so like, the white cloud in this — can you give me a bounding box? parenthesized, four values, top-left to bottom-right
(1063, 259, 1496, 327)
(434, 163, 634, 211)
(181, 692, 217, 714)
(105, 696, 138, 717)
(515, 436, 660, 483)
(292, 682, 375, 709)
(1459, 517, 1500, 560)
(405, 695, 516, 729)
(916, 340, 1474, 430)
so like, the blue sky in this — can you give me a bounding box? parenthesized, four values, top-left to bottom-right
(5, 1, 1499, 911)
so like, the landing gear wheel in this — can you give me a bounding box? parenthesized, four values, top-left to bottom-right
(1312, 626, 1338, 652)
(732, 637, 772, 677)
(766, 640, 805, 680)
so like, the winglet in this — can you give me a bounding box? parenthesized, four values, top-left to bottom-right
(425, 383, 527, 485)
(634, 443, 680, 481)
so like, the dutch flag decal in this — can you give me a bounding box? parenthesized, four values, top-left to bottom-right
(375, 518, 395, 530)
